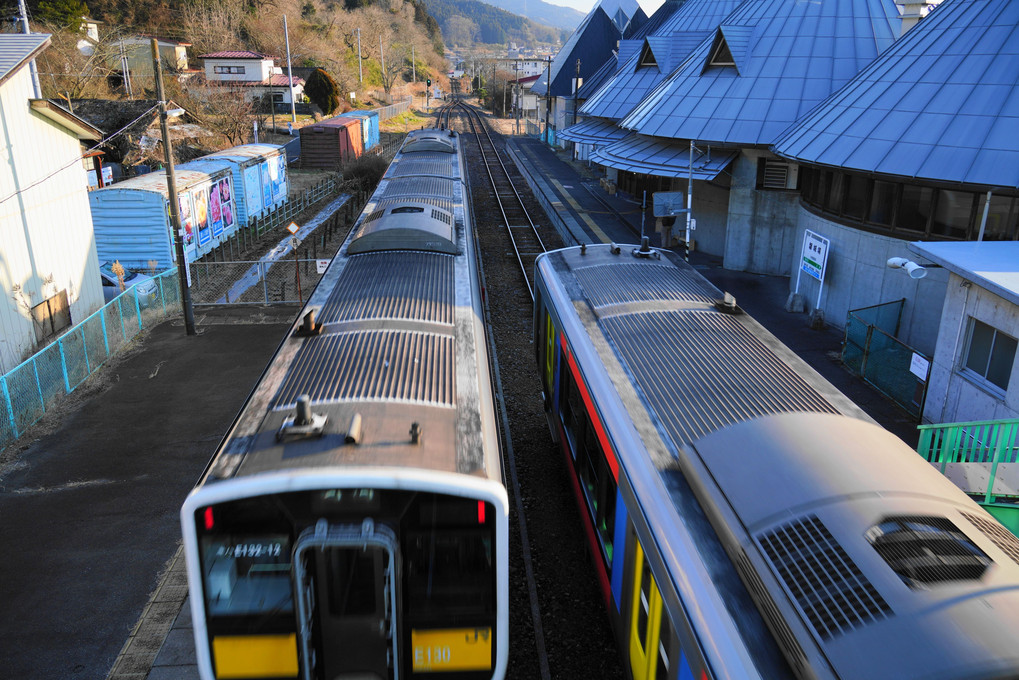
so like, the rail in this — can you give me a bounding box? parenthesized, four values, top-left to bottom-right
(917, 417, 1019, 534)
(0, 269, 180, 453)
(455, 100, 547, 299)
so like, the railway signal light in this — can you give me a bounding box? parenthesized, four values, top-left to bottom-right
(427, 78, 431, 87)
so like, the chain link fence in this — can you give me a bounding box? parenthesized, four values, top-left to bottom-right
(0, 270, 180, 453)
(842, 298, 930, 419)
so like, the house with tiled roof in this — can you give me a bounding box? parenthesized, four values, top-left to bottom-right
(769, 0, 1019, 423)
(0, 34, 106, 371)
(198, 50, 305, 108)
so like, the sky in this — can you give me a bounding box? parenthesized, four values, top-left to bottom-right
(542, 0, 665, 17)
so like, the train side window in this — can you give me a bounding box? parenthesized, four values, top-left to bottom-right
(559, 363, 585, 455)
(578, 421, 616, 563)
(656, 612, 671, 679)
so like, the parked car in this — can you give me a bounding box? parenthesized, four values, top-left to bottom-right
(99, 262, 158, 307)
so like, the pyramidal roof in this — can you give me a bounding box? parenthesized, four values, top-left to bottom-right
(531, 0, 639, 98)
(620, 0, 899, 146)
(773, 0, 1019, 190)
(580, 0, 743, 121)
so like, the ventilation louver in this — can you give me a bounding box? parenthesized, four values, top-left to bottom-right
(865, 516, 991, 588)
(962, 511, 1019, 567)
(758, 515, 891, 640)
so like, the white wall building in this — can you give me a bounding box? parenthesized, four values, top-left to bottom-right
(198, 51, 305, 106)
(0, 34, 105, 373)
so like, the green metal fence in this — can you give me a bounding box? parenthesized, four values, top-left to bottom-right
(0, 269, 180, 453)
(842, 298, 929, 419)
(917, 418, 1019, 535)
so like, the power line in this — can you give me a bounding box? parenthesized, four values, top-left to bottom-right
(0, 102, 160, 207)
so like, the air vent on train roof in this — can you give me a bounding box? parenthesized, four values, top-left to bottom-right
(963, 510, 1019, 567)
(865, 515, 992, 588)
(347, 201, 456, 255)
(758, 514, 891, 640)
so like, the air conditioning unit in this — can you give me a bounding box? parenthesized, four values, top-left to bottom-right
(762, 160, 799, 190)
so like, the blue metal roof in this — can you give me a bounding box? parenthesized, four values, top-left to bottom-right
(620, 0, 899, 146)
(773, 0, 1019, 190)
(575, 55, 620, 100)
(580, 0, 743, 121)
(532, 0, 639, 98)
(591, 133, 738, 179)
(559, 116, 631, 144)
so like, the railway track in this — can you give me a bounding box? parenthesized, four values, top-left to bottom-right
(446, 97, 626, 680)
(454, 99, 548, 299)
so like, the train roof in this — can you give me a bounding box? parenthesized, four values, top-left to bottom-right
(200, 128, 499, 486)
(537, 244, 869, 455)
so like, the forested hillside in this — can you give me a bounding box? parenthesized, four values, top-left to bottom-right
(475, 0, 584, 31)
(16, 0, 448, 100)
(422, 0, 568, 46)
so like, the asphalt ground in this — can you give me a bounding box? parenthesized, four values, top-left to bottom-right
(0, 306, 297, 679)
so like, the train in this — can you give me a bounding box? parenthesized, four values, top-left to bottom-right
(533, 242, 1019, 680)
(180, 128, 509, 680)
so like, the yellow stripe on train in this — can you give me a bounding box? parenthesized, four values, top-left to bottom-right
(212, 633, 298, 678)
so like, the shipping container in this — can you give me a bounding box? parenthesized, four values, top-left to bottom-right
(89, 161, 237, 270)
(189, 144, 289, 227)
(299, 115, 362, 169)
(339, 109, 380, 151)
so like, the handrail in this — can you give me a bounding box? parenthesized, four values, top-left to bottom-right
(916, 418, 1019, 503)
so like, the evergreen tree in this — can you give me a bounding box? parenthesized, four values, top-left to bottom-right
(37, 0, 89, 29)
(305, 68, 341, 115)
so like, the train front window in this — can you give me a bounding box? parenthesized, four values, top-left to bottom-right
(199, 534, 293, 616)
(406, 530, 494, 617)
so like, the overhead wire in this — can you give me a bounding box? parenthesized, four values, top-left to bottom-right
(0, 101, 162, 207)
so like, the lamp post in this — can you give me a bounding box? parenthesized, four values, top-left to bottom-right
(152, 39, 195, 336)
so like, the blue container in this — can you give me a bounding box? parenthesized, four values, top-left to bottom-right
(341, 109, 380, 151)
(188, 144, 289, 228)
(89, 161, 236, 271)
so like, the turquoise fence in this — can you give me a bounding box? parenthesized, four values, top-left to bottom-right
(917, 418, 1019, 535)
(0, 269, 180, 453)
(842, 298, 930, 419)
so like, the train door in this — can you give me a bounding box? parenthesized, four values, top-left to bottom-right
(294, 519, 400, 680)
(629, 541, 670, 680)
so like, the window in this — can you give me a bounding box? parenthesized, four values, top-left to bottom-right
(930, 189, 976, 239)
(897, 184, 934, 233)
(868, 180, 897, 226)
(214, 65, 246, 75)
(824, 172, 845, 213)
(964, 318, 1017, 391)
(981, 195, 1018, 241)
(708, 35, 735, 66)
(31, 290, 71, 342)
(843, 174, 871, 220)
(638, 44, 657, 68)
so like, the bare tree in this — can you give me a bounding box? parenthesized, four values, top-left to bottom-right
(34, 24, 125, 99)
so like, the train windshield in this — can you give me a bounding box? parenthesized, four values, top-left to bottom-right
(193, 488, 499, 679)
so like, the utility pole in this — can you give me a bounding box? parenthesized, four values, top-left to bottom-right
(16, 0, 41, 97)
(380, 35, 386, 95)
(284, 15, 296, 123)
(152, 39, 195, 336)
(412, 45, 416, 83)
(356, 28, 363, 83)
(514, 60, 520, 135)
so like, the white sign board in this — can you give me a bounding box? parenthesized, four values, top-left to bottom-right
(287, 221, 300, 235)
(910, 353, 931, 381)
(800, 230, 829, 282)
(316, 259, 330, 274)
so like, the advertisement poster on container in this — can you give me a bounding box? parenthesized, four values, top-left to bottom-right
(243, 165, 261, 217)
(210, 181, 224, 237)
(178, 193, 197, 259)
(275, 154, 288, 202)
(194, 187, 210, 246)
(219, 178, 235, 231)
(261, 162, 271, 209)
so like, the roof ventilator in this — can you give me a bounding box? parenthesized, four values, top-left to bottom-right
(345, 413, 363, 445)
(295, 309, 323, 337)
(277, 394, 327, 442)
(632, 236, 660, 259)
(410, 421, 422, 444)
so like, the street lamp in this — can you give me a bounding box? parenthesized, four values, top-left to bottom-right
(152, 38, 196, 336)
